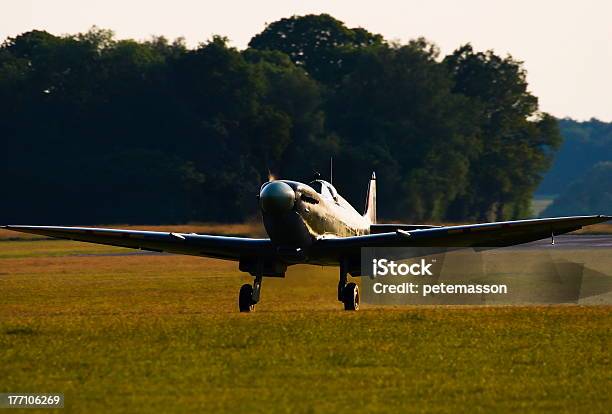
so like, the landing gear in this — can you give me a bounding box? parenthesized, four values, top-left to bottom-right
(342, 283, 360, 311)
(239, 284, 255, 312)
(337, 269, 347, 302)
(238, 273, 263, 313)
(338, 260, 359, 311)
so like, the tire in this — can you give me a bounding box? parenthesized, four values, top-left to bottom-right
(239, 284, 255, 312)
(342, 282, 359, 311)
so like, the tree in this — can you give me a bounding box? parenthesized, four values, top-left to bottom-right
(0, 19, 563, 225)
(543, 162, 612, 216)
(326, 40, 480, 220)
(444, 45, 562, 220)
(243, 48, 329, 180)
(538, 118, 612, 195)
(249, 14, 383, 84)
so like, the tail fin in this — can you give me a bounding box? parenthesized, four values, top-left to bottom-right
(364, 172, 377, 224)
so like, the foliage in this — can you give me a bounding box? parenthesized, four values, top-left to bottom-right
(249, 14, 383, 84)
(538, 118, 612, 195)
(0, 15, 561, 224)
(543, 162, 612, 216)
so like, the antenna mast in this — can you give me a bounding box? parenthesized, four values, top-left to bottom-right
(330, 157, 333, 185)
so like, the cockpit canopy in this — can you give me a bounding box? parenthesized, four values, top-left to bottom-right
(309, 179, 338, 201)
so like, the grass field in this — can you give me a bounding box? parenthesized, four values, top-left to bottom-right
(1, 238, 611, 413)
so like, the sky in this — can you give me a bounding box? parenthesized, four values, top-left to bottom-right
(2, 0, 611, 121)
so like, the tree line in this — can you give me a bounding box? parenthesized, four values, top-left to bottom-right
(538, 118, 612, 195)
(543, 161, 612, 216)
(0, 14, 561, 224)
(539, 118, 612, 216)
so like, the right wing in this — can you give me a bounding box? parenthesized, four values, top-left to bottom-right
(1, 225, 274, 260)
(314, 215, 611, 253)
(310, 215, 610, 273)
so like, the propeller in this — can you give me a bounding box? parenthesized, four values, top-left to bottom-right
(267, 168, 277, 182)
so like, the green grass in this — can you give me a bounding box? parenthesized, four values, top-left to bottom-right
(1, 240, 611, 413)
(0, 240, 133, 258)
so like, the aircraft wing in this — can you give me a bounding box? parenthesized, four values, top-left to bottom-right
(314, 215, 611, 252)
(0, 225, 273, 260)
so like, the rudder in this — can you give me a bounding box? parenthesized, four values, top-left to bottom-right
(364, 172, 376, 224)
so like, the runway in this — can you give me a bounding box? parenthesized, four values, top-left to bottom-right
(514, 234, 612, 249)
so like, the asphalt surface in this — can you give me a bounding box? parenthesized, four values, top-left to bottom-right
(516, 234, 612, 249)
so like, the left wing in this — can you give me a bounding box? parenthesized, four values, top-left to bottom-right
(313, 215, 611, 254)
(1, 225, 274, 260)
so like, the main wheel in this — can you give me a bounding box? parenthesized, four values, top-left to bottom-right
(239, 284, 255, 312)
(342, 282, 359, 311)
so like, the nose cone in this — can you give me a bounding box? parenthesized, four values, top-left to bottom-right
(260, 181, 295, 213)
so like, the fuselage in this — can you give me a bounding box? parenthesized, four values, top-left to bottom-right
(260, 180, 370, 253)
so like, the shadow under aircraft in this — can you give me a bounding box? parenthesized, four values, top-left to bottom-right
(3, 173, 610, 312)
